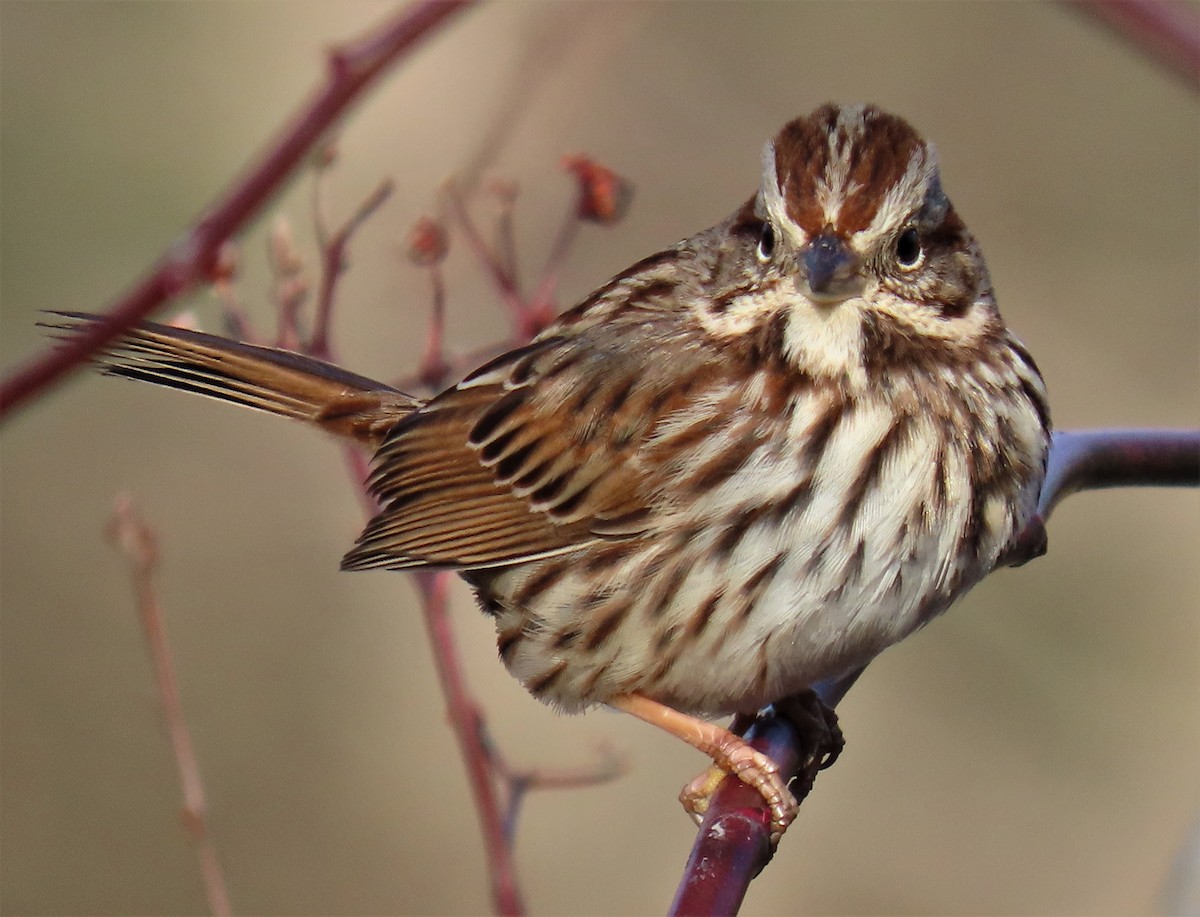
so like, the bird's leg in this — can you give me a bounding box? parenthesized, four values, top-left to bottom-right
(609, 694, 797, 844)
(774, 689, 844, 803)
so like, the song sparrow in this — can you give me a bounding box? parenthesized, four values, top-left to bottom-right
(53, 103, 1051, 843)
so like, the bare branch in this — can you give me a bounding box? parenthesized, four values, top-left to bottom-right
(107, 496, 232, 917)
(0, 0, 475, 421)
(411, 571, 525, 916)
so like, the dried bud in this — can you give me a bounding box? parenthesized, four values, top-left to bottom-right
(486, 177, 520, 207)
(314, 142, 338, 169)
(268, 216, 304, 277)
(562, 154, 633, 225)
(406, 215, 449, 267)
(208, 242, 239, 286)
(106, 494, 159, 571)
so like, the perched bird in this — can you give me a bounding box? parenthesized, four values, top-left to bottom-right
(51, 103, 1051, 842)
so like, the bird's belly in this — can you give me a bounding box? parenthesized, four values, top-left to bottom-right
(481, 424, 1029, 716)
(482, 509, 994, 717)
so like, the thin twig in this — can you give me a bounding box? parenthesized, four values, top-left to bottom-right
(0, 0, 474, 420)
(670, 427, 1200, 914)
(489, 740, 628, 844)
(267, 217, 311, 351)
(412, 570, 525, 916)
(107, 496, 232, 917)
(310, 178, 396, 360)
(441, 182, 530, 327)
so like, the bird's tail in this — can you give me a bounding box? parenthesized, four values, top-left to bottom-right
(43, 312, 419, 448)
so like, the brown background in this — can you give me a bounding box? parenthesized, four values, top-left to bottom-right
(2, 2, 1197, 914)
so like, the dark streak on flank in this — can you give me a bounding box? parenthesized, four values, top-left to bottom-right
(686, 590, 724, 637)
(497, 626, 524, 663)
(647, 562, 690, 620)
(582, 599, 635, 651)
(845, 538, 867, 583)
(752, 640, 772, 698)
(552, 627, 582, 650)
(715, 505, 767, 558)
(740, 553, 786, 606)
(583, 542, 630, 574)
(511, 562, 568, 606)
(654, 624, 680, 655)
(772, 477, 813, 523)
(720, 554, 787, 633)
(685, 434, 758, 494)
(527, 660, 568, 696)
(577, 660, 611, 699)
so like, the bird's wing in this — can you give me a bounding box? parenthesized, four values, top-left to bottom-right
(341, 317, 756, 571)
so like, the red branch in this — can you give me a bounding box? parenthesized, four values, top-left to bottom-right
(107, 496, 233, 917)
(1065, 0, 1200, 87)
(670, 427, 1200, 914)
(0, 0, 474, 421)
(413, 571, 525, 915)
(311, 177, 396, 360)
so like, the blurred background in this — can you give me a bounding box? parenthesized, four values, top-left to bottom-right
(1, 2, 1197, 914)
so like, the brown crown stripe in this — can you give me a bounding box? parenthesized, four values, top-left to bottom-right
(625, 278, 679, 308)
(771, 105, 927, 235)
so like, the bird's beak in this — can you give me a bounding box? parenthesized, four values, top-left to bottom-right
(800, 233, 862, 303)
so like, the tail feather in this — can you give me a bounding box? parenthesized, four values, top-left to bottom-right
(43, 312, 420, 448)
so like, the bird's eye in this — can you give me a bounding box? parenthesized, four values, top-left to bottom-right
(896, 227, 922, 268)
(757, 223, 776, 261)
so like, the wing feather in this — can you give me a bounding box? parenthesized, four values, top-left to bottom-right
(341, 319, 733, 571)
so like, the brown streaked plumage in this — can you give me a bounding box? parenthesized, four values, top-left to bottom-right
(50, 104, 1051, 844)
